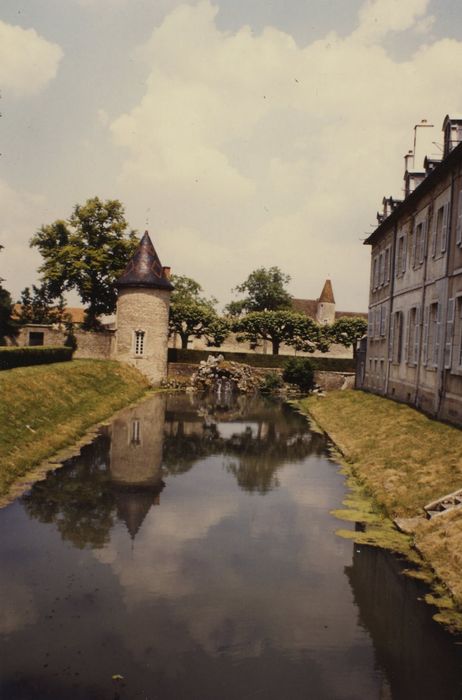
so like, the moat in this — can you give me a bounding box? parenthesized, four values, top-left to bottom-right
(1, 393, 462, 699)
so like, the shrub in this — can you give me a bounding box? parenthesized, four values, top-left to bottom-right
(0, 346, 73, 370)
(259, 372, 284, 395)
(282, 357, 315, 393)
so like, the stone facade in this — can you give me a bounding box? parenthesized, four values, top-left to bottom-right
(115, 287, 170, 385)
(363, 115, 462, 426)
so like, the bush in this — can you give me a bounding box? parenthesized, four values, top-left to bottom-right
(282, 357, 315, 393)
(0, 346, 73, 370)
(259, 372, 284, 395)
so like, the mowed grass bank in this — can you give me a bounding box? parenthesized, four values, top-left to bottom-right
(299, 390, 462, 617)
(0, 359, 150, 497)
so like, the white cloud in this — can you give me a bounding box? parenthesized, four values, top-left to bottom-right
(0, 179, 50, 297)
(105, 0, 462, 309)
(0, 21, 62, 98)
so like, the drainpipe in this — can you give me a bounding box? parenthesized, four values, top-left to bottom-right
(384, 222, 398, 395)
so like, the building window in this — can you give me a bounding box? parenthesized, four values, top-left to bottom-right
(380, 305, 387, 337)
(372, 257, 378, 290)
(396, 234, 407, 276)
(413, 223, 424, 267)
(391, 311, 404, 363)
(444, 298, 455, 370)
(424, 303, 440, 367)
(432, 204, 449, 257)
(406, 306, 420, 365)
(456, 191, 462, 247)
(134, 329, 145, 356)
(384, 247, 390, 284)
(455, 298, 462, 369)
(131, 419, 141, 445)
(29, 331, 44, 346)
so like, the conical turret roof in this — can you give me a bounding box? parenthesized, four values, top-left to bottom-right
(319, 279, 335, 304)
(116, 231, 173, 290)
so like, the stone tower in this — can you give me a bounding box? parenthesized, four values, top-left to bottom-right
(316, 279, 336, 325)
(115, 231, 173, 385)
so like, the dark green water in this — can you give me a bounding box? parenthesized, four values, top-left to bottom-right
(1, 393, 462, 700)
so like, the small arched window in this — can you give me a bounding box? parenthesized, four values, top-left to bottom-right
(134, 329, 145, 356)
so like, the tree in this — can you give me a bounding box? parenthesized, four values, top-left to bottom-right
(18, 284, 69, 326)
(169, 274, 230, 349)
(328, 316, 367, 359)
(283, 358, 315, 393)
(0, 245, 18, 345)
(226, 266, 293, 316)
(30, 197, 138, 329)
(233, 310, 329, 355)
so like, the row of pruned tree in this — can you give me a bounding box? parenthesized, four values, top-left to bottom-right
(0, 197, 367, 355)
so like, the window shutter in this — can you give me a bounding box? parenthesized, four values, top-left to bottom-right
(435, 303, 442, 366)
(457, 191, 462, 246)
(412, 226, 417, 267)
(385, 247, 390, 282)
(423, 306, 430, 365)
(375, 307, 380, 338)
(368, 311, 373, 338)
(445, 298, 455, 369)
(402, 234, 407, 272)
(432, 218, 437, 257)
(420, 220, 427, 263)
(379, 253, 384, 286)
(388, 314, 394, 360)
(404, 310, 410, 361)
(441, 203, 449, 253)
(414, 306, 421, 364)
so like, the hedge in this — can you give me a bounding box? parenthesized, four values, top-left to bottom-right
(0, 346, 74, 370)
(167, 348, 355, 372)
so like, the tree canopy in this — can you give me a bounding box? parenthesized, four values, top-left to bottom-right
(328, 316, 367, 358)
(233, 310, 329, 355)
(30, 197, 138, 329)
(169, 274, 230, 349)
(18, 284, 69, 326)
(227, 266, 293, 316)
(0, 246, 17, 345)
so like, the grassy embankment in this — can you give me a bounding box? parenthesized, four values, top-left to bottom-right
(0, 359, 150, 499)
(299, 390, 462, 631)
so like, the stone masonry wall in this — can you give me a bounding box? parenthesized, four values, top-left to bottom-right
(116, 287, 170, 386)
(73, 330, 114, 359)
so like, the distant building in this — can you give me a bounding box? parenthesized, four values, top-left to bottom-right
(292, 279, 367, 326)
(361, 115, 462, 426)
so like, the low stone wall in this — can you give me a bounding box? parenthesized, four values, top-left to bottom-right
(8, 326, 65, 347)
(315, 371, 355, 391)
(73, 330, 114, 359)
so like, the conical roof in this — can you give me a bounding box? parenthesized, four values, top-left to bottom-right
(319, 279, 335, 304)
(116, 231, 173, 290)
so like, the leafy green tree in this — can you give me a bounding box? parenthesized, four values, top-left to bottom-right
(226, 266, 293, 316)
(30, 197, 138, 329)
(169, 274, 230, 349)
(233, 310, 329, 355)
(283, 357, 315, 393)
(328, 316, 367, 359)
(0, 245, 18, 345)
(18, 284, 69, 325)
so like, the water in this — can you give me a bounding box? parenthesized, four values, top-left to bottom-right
(1, 393, 462, 700)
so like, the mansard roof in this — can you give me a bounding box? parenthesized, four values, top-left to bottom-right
(319, 279, 335, 304)
(116, 231, 174, 290)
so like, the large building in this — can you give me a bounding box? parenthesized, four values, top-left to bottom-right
(361, 115, 462, 426)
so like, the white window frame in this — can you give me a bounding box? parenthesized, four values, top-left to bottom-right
(134, 329, 146, 356)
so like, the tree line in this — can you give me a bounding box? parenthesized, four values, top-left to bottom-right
(0, 197, 366, 355)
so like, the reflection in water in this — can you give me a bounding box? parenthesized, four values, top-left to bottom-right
(3, 393, 462, 699)
(346, 545, 462, 700)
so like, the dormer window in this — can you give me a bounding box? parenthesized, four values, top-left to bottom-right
(134, 329, 145, 356)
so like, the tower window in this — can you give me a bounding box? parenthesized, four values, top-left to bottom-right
(134, 330, 145, 356)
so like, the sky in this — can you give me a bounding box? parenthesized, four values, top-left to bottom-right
(2, 0, 462, 312)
